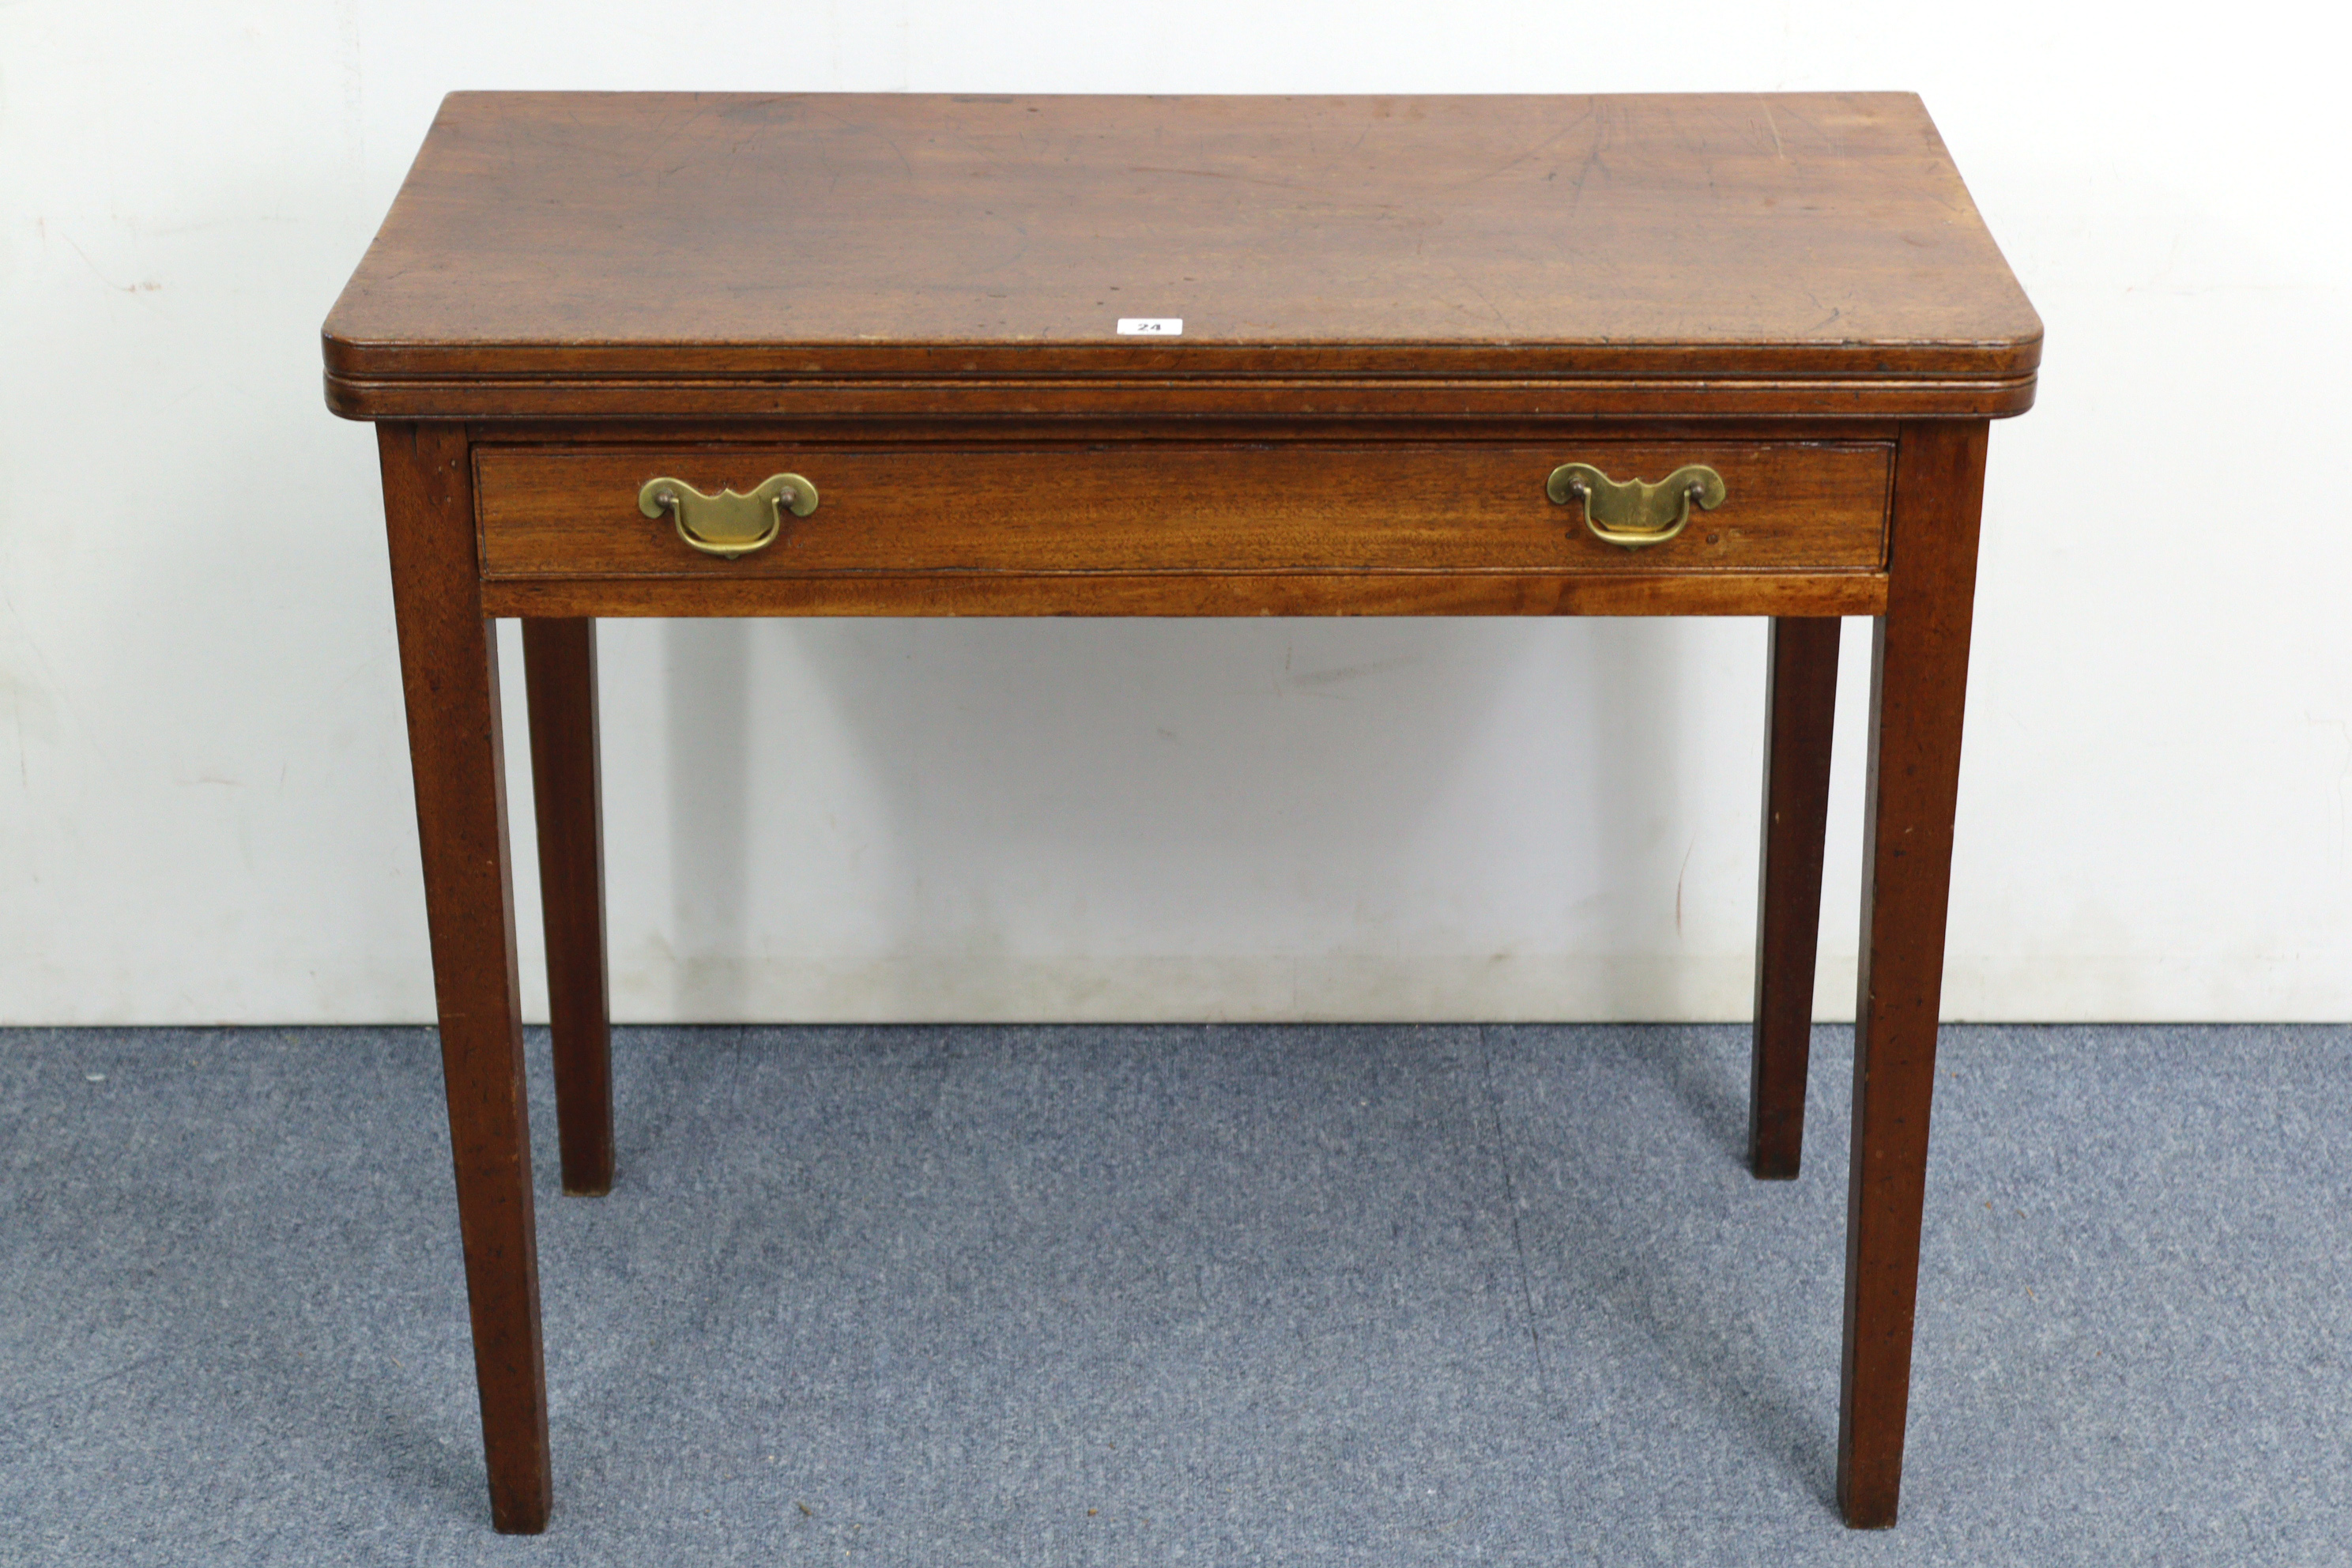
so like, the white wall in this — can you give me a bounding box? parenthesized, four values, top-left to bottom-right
(2, 1, 2346, 1025)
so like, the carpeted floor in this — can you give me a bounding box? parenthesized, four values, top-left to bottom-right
(2, 1022, 2346, 1566)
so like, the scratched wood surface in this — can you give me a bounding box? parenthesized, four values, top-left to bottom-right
(323, 92, 2040, 418)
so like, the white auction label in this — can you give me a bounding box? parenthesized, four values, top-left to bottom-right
(1116, 318, 1182, 336)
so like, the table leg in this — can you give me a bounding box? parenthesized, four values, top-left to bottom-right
(522, 618, 614, 1196)
(1748, 616, 1840, 1179)
(378, 423, 554, 1534)
(1836, 420, 1988, 1528)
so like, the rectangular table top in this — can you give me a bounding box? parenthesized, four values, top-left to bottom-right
(323, 92, 2039, 420)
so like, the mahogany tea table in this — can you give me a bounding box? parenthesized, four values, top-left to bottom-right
(322, 90, 2040, 1532)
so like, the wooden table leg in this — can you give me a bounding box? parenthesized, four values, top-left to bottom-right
(1836, 420, 1988, 1528)
(522, 618, 614, 1197)
(1749, 616, 1840, 1179)
(379, 423, 554, 1534)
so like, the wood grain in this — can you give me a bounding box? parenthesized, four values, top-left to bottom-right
(322, 92, 2040, 420)
(329, 373, 2037, 423)
(478, 569, 1889, 620)
(1749, 616, 1841, 1179)
(521, 618, 612, 1197)
(1837, 419, 1990, 1528)
(377, 423, 552, 1533)
(475, 440, 1890, 581)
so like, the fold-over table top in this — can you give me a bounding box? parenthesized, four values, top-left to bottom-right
(323, 92, 2039, 418)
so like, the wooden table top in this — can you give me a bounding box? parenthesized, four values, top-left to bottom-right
(323, 92, 2039, 419)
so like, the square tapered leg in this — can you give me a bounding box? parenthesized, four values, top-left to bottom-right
(379, 422, 553, 1535)
(522, 616, 614, 1197)
(1750, 615, 1841, 1179)
(1836, 420, 1988, 1528)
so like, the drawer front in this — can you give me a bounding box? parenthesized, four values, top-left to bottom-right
(473, 441, 1890, 579)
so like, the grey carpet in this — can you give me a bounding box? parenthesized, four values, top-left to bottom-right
(2, 1023, 2346, 1566)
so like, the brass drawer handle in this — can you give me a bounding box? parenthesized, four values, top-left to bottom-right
(1546, 462, 1725, 549)
(638, 473, 818, 559)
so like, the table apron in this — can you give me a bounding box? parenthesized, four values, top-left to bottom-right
(471, 437, 1893, 618)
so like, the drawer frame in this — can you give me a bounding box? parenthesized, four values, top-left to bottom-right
(468, 420, 1898, 620)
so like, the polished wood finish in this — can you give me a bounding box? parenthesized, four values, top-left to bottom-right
(1837, 420, 1991, 1527)
(477, 569, 1890, 621)
(322, 92, 2038, 421)
(521, 618, 612, 1197)
(1749, 616, 1841, 1178)
(474, 439, 1890, 582)
(376, 422, 552, 1533)
(334, 92, 2036, 1534)
(333, 372, 2037, 424)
